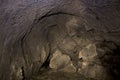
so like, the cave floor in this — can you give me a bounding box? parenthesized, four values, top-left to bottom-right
(30, 68, 95, 80)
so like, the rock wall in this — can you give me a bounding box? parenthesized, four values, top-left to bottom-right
(0, 0, 120, 80)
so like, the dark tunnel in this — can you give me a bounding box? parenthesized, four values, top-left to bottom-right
(0, 0, 120, 80)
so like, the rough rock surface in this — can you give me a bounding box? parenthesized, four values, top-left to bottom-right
(0, 0, 120, 80)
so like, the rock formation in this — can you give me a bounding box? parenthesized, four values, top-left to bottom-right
(0, 0, 120, 80)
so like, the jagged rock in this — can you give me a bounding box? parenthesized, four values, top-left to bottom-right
(61, 61, 76, 73)
(58, 36, 77, 53)
(78, 43, 107, 79)
(79, 44, 97, 60)
(78, 64, 107, 80)
(65, 17, 79, 36)
(10, 65, 23, 80)
(49, 49, 76, 73)
(49, 49, 71, 70)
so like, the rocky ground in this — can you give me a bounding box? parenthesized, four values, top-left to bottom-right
(30, 68, 95, 80)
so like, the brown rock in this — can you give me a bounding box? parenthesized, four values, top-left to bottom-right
(49, 50, 71, 70)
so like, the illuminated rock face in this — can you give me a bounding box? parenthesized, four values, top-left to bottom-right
(78, 44, 106, 79)
(49, 50, 71, 70)
(48, 16, 120, 80)
(49, 43, 106, 79)
(0, 0, 120, 80)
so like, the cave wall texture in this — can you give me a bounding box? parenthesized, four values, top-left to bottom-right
(0, 0, 120, 80)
